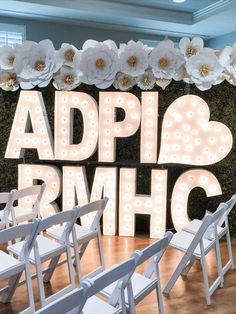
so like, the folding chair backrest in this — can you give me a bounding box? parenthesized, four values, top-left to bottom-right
(87, 258, 136, 296)
(0, 190, 15, 223)
(35, 287, 85, 314)
(210, 203, 228, 236)
(187, 204, 227, 256)
(13, 184, 44, 200)
(0, 220, 39, 259)
(79, 258, 136, 312)
(204, 203, 227, 238)
(218, 194, 236, 227)
(185, 214, 215, 256)
(39, 209, 77, 234)
(76, 197, 109, 230)
(12, 183, 46, 212)
(136, 231, 173, 267)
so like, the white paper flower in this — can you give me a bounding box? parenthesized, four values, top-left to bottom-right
(56, 43, 78, 67)
(113, 72, 136, 91)
(136, 69, 155, 90)
(13, 39, 62, 89)
(0, 71, 19, 91)
(185, 48, 224, 91)
(219, 44, 236, 85)
(149, 40, 185, 80)
(119, 40, 148, 77)
(0, 45, 19, 70)
(78, 40, 119, 89)
(179, 37, 204, 59)
(53, 65, 80, 90)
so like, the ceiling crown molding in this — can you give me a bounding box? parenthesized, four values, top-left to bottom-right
(193, 0, 233, 22)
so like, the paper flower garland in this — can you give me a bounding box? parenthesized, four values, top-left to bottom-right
(1, 37, 236, 92)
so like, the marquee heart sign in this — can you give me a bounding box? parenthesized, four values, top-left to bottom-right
(158, 95, 233, 165)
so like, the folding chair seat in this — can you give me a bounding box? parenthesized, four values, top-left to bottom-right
(8, 183, 46, 226)
(36, 258, 136, 314)
(0, 190, 15, 231)
(0, 220, 39, 314)
(47, 197, 109, 280)
(101, 231, 173, 314)
(182, 194, 236, 275)
(7, 208, 78, 307)
(163, 203, 227, 305)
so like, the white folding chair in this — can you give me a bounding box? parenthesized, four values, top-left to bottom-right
(47, 197, 109, 280)
(0, 220, 40, 314)
(0, 190, 15, 231)
(36, 258, 136, 314)
(183, 194, 236, 275)
(9, 183, 46, 226)
(7, 209, 78, 307)
(101, 231, 173, 314)
(163, 203, 227, 305)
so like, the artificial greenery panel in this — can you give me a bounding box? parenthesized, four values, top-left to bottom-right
(0, 80, 235, 234)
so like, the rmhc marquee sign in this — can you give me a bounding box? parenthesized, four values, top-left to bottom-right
(4, 90, 233, 238)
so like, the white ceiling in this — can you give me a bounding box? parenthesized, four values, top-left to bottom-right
(0, 0, 235, 40)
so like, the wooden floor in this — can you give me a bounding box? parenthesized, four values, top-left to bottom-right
(1, 236, 236, 314)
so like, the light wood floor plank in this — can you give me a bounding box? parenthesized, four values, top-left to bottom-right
(0, 236, 235, 313)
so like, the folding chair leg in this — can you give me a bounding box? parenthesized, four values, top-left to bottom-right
(163, 254, 191, 294)
(79, 242, 89, 258)
(126, 282, 135, 314)
(200, 254, 211, 305)
(181, 257, 196, 277)
(214, 243, 224, 287)
(43, 256, 61, 283)
(226, 229, 235, 270)
(66, 246, 75, 289)
(1, 272, 22, 303)
(25, 261, 35, 313)
(35, 259, 46, 307)
(97, 233, 105, 270)
(156, 281, 164, 314)
(73, 243, 82, 282)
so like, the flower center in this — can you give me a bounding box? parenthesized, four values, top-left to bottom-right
(158, 58, 169, 69)
(8, 56, 15, 65)
(2, 73, 17, 88)
(127, 56, 138, 67)
(199, 65, 210, 77)
(121, 76, 131, 87)
(64, 74, 74, 85)
(7, 75, 17, 87)
(142, 76, 151, 86)
(64, 49, 75, 62)
(186, 46, 197, 58)
(34, 60, 46, 71)
(95, 58, 106, 70)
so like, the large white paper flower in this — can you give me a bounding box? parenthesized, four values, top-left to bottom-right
(53, 65, 80, 90)
(0, 71, 19, 91)
(13, 39, 62, 89)
(119, 40, 148, 77)
(56, 43, 78, 67)
(179, 37, 204, 59)
(0, 45, 19, 70)
(136, 69, 155, 90)
(77, 40, 119, 89)
(149, 40, 185, 80)
(219, 44, 236, 85)
(113, 72, 136, 91)
(185, 48, 224, 91)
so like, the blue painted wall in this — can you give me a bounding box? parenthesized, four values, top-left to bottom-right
(206, 31, 236, 49)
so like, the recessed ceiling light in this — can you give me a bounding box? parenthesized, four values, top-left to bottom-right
(173, 0, 186, 3)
